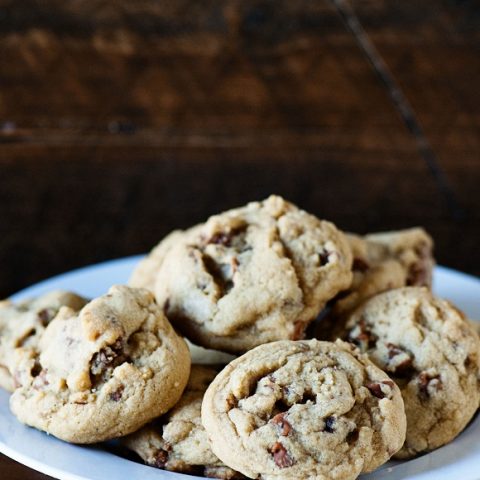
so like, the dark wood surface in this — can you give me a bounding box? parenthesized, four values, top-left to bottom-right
(1, 1, 479, 478)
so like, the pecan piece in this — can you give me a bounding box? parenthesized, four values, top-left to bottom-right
(151, 449, 169, 469)
(417, 372, 442, 398)
(270, 442, 294, 468)
(272, 413, 292, 436)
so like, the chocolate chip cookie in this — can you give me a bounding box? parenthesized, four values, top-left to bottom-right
(152, 195, 353, 353)
(333, 228, 434, 319)
(202, 339, 406, 480)
(10, 285, 191, 443)
(338, 287, 480, 458)
(0, 290, 87, 392)
(122, 365, 243, 479)
(129, 229, 198, 291)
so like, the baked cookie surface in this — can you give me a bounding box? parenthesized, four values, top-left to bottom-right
(333, 228, 434, 318)
(153, 195, 353, 353)
(10, 285, 190, 443)
(129, 229, 194, 291)
(0, 290, 87, 392)
(122, 365, 243, 479)
(202, 339, 406, 480)
(339, 287, 480, 458)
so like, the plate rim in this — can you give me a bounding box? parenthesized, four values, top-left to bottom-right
(1, 256, 479, 480)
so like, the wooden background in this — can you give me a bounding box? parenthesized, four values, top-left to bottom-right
(0, 0, 479, 477)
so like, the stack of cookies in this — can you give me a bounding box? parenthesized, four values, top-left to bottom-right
(1, 195, 479, 480)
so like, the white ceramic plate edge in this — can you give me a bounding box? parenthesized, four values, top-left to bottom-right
(0, 257, 479, 480)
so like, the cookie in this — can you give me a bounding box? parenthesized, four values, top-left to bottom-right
(122, 365, 243, 479)
(338, 287, 480, 458)
(468, 319, 480, 336)
(129, 229, 193, 291)
(152, 195, 353, 353)
(201, 339, 406, 480)
(0, 290, 87, 392)
(10, 285, 191, 443)
(333, 228, 434, 318)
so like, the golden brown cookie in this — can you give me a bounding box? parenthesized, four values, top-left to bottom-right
(337, 287, 480, 458)
(151, 195, 353, 353)
(10, 285, 190, 443)
(202, 339, 406, 480)
(0, 290, 87, 392)
(122, 365, 243, 479)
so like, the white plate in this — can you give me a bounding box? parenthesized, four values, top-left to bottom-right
(0, 256, 479, 480)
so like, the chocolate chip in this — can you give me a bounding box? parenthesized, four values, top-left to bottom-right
(346, 429, 359, 444)
(318, 249, 330, 266)
(205, 225, 247, 247)
(151, 449, 169, 469)
(270, 442, 294, 468)
(366, 380, 394, 399)
(349, 320, 377, 352)
(272, 413, 292, 436)
(90, 339, 128, 387)
(209, 232, 232, 246)
(387, 343, 403, 359)
(37, 308, 56, 326)
(31, 360, 42, 377)
(386, 343, 414, 377)
(367, 383, 385, 398)
(33, 369, 49, 390)
(407, 263, 428, 287)
(353, 257, 369, 272)
(298, 391, 316, 404)
(417, 372, 442, 398)
(109, 385, 124, 402)
(465, 356, 474, 370)
(324, 416, 335, 433)
(272, 399, 290, 416)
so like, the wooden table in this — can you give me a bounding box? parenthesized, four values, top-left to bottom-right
(1, 1, 479, 478)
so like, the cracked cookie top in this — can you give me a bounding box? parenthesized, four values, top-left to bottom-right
(0, 290, 87, 392)
(339, 287, 480, 458)
(152, 195, 353, 353)
(201, 339, 406, 480)
(9, 285, 191, 444)
(122, 365, 244, 479)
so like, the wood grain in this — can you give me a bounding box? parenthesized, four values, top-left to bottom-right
(348, 0, 480, 284)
